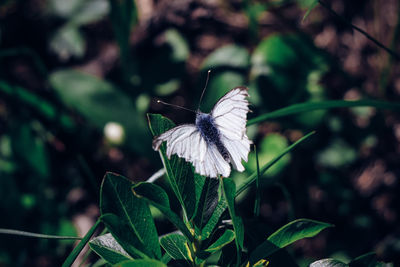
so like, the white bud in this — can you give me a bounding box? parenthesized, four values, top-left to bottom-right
(104, 122, 125, 145)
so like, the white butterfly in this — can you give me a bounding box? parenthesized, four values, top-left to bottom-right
(152, 87, 251, 178)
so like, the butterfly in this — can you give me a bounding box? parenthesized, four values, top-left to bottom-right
(152, 87, 251, 178)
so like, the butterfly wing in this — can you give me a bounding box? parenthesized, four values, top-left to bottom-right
(211, 87, 251, 172)
(192, 143, 230, 178)
(153, 124, 205, 161)
(153, 87, 250, 178)
(152, 124, 230, 178)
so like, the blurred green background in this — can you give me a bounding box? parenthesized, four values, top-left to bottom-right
(0, 0, 400, 266)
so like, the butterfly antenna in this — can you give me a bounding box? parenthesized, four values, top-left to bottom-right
(197, 70, 211, 111)
(156, 100, 197, 114)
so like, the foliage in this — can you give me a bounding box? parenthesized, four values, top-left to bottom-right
(0, 0, 399, 266)
(86, 116, 323, 266)
(81, 114, 385, 266)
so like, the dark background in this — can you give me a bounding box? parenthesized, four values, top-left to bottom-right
(0, 0, 399, 266)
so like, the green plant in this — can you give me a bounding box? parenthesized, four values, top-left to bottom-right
(1, 1, 400, 265)
(84, 114, 320, 266)
(1, 96, 398, 266)
(62, 108, 396, 266)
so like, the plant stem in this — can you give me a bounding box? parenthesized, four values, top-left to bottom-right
(62, 219, 101, 267)
(0, 228, 81, 240)
(253, 145, 261, 217)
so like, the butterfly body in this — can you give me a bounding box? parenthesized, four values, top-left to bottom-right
(153, 87, 251, 178)
(195, 112, 230, 162)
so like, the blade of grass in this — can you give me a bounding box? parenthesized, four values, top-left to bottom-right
(302, 0, 318, 22)
(108, 0, 138, 85)
(253, 145, 261, 217)
(221, 177, 244, 267)
(78, 228, 108, 267)
(62, 219, 101, 267)
(236, 131, 315, 196)
(248, 100, 400, 125)
(318, 0, 400, 61)
(0, 228, 82, 240)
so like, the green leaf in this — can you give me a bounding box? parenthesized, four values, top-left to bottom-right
(49, 70, 150, 154)
(316, 139, 357, 168)
(253, 259, 270, 266)
(349, 252, 379, 267)
(154, 79, 180, 96)
(251, 34, 327, 110)
(310, 258, 348, 267)
(147, 113, 205, 220)
(250, 219, 333, 264)
(160, 233, 193, 264)
(222, 178, 244, 264)
(49, 0, 109, 25)
(164, 29, 190, 62)
(101, 213, 151, 259)
(89, 233, 132, 264)
(0, 82, 74, 129)
(11, 123, 49, 177)
(50, 25, 85, 59)
(100, 173, 161, 259)
(193, 178, 220, 231)
(131, 182, 193, 241)
(236, 131, 315, 196)
(69, 0, 109, 25)
(268, 218, 333, 249)
(202, 44, 250, 70)
(161, 253, 172, 264)
(204, 229, 235, 253)
(248, 99, 400, 125)
(113, 259, 167, 267)
(200, 195, 227, 240)
(49, 0, 81, 17)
